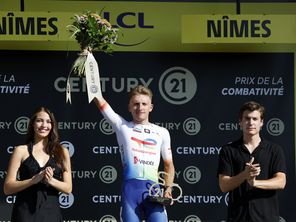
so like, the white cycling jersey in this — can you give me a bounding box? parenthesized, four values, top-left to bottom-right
(100, 102, 172, 182)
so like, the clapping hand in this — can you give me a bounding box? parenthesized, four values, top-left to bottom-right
(43, 167, 55, 185)
(245, 157, 261, 186)
(32, 170, 46, 184)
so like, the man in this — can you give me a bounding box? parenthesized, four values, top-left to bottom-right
(217, 101, 286, 222)
(94, 85, 175, 222)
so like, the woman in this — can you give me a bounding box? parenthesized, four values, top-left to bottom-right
(4, 106, 72, 222)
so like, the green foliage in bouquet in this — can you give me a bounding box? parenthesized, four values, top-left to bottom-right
(67, 11, 118, 76)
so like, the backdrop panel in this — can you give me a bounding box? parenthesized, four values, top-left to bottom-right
(0, 51, 295, 222)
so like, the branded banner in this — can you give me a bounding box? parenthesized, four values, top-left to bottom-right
(0, 9, 182, 51)
(0, 51, 295, 222)
(2, 11, 296, 51)
(182, 14, 296, 43)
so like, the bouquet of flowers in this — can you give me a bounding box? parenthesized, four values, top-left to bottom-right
(66, 11, 118, 104)
(67, 11, 118, 76)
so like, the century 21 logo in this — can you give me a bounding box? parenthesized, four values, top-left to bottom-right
(102, 12, 154, 29)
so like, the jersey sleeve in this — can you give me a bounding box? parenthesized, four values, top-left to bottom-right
(99, 102, 125, 131)
(160, 127, 173, 160)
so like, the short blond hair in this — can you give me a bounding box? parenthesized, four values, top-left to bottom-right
(128, 85, 153, 100)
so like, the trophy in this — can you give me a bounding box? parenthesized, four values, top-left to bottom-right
(148, 171, 182, 205)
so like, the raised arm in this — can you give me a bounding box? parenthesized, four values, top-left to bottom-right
(93, 96, 107, 109)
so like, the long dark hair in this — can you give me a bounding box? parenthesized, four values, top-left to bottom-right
(25, 106, 64, 167)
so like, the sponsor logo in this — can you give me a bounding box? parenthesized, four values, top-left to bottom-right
(183, 166, 201, 184)
(103, 11, 154, 47)
(184, 215, 202, 222)
(6, 195, 16, 204)
(176, 146, 221, 155)
(92, 195, 121, 203)
(71, 170, 97, 179)
(59, 192, 74, 209)
(154, 122, 181, 131)
(99, 166, 117, 184)
(99, 118, 114, 135)
(266, 118, 284, 136)
(134, 156, 154, 166)
(159, 67, 197, 105)
(54, 76, 153, 94)
(177, 195, 223, 204)
(183, 117, 201, 135)
(131, 137, 157, 148)
(0, 121, 12, 130)
(93, 146, 120, 154)
(133, 125, 142, 133)
(58, 121, 98, 130)
(218, 122, 240, 131)
(14, 116, 29, 135)
(99, 215, 117, 222)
